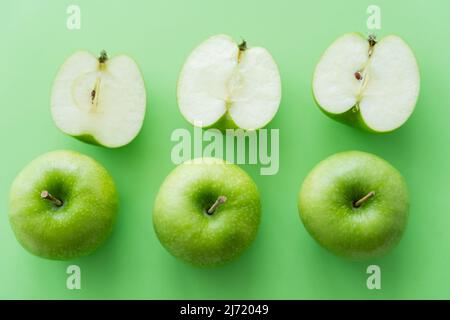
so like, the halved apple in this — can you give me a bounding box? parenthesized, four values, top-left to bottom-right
(51, 50, 146, 148)
(177, 34, 281, 130)
(313, 33, 420, 133)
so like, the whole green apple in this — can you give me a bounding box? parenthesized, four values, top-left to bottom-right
(153, 158, 261, 267)
(298, 151, 409, 260)
(9, 150, 118, 260)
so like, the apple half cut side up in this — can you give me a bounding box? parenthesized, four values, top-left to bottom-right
(51, 51, 146, 148)
(177, 35, 282, 130)
(313, 33, 420, 132)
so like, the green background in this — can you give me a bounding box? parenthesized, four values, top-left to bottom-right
(0, 0, 448, 299)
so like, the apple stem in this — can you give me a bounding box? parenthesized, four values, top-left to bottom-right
(368, 34, 377, 47)
(368, 34, 377, 57)
(238, 39, 247, 52)
(353, 191, 375, 208)
(207, 196, 227, 215)
(98, 50, 108, 64)
(238, 39, 247, 62)
(40, 190, 63, 207)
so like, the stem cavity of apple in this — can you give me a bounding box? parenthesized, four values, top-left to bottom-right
(207, 195, 228, 215)
(98, 50, 108, 64)
(368, 34, 377, 56)
(353, 191, 375, 208)
(237, 39, 247, 62)
(40, 190, 63, 207)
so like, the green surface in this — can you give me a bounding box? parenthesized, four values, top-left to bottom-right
(0, 0, 449, 299)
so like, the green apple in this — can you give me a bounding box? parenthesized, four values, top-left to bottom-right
(51, 50, 146, 148)
(9, 150, 118, 260)
(177, 34, 281, 130)
(313, 33, 420, 133)
(153, 158, 261, 267)
(298, 151, 409, 260)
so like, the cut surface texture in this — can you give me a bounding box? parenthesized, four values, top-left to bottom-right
(177, 35, 281, 130)
(51, 51, 146, 148)
(313, 33, 420, 132)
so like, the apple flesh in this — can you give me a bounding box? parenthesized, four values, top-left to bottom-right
(51, 50, 146, 148)
(153, 158, 261, 267)
(313, 33, 420, 133)
(177, 35, 281, 130)
(298, 151, 409, 260)
(9, 150, 118, 260)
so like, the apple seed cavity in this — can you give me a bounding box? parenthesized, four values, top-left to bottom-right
(206, 195, 228, 215)
(90, 77, 102, 109)
(354, 36, 377, 85)
(40, 190, 63, 207)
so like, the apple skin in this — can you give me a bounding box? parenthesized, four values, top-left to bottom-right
(206, 112, 239, 132)
(8, 150, 118, 260)
(176, 81, 239, 132)
(74, 134, 103, 147)
(298, 151, 409, 260)
(153, 158, 261, 267)
(313, 92, 380, 133)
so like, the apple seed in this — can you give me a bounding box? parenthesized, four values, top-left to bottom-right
(354, 71, 363, 80)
